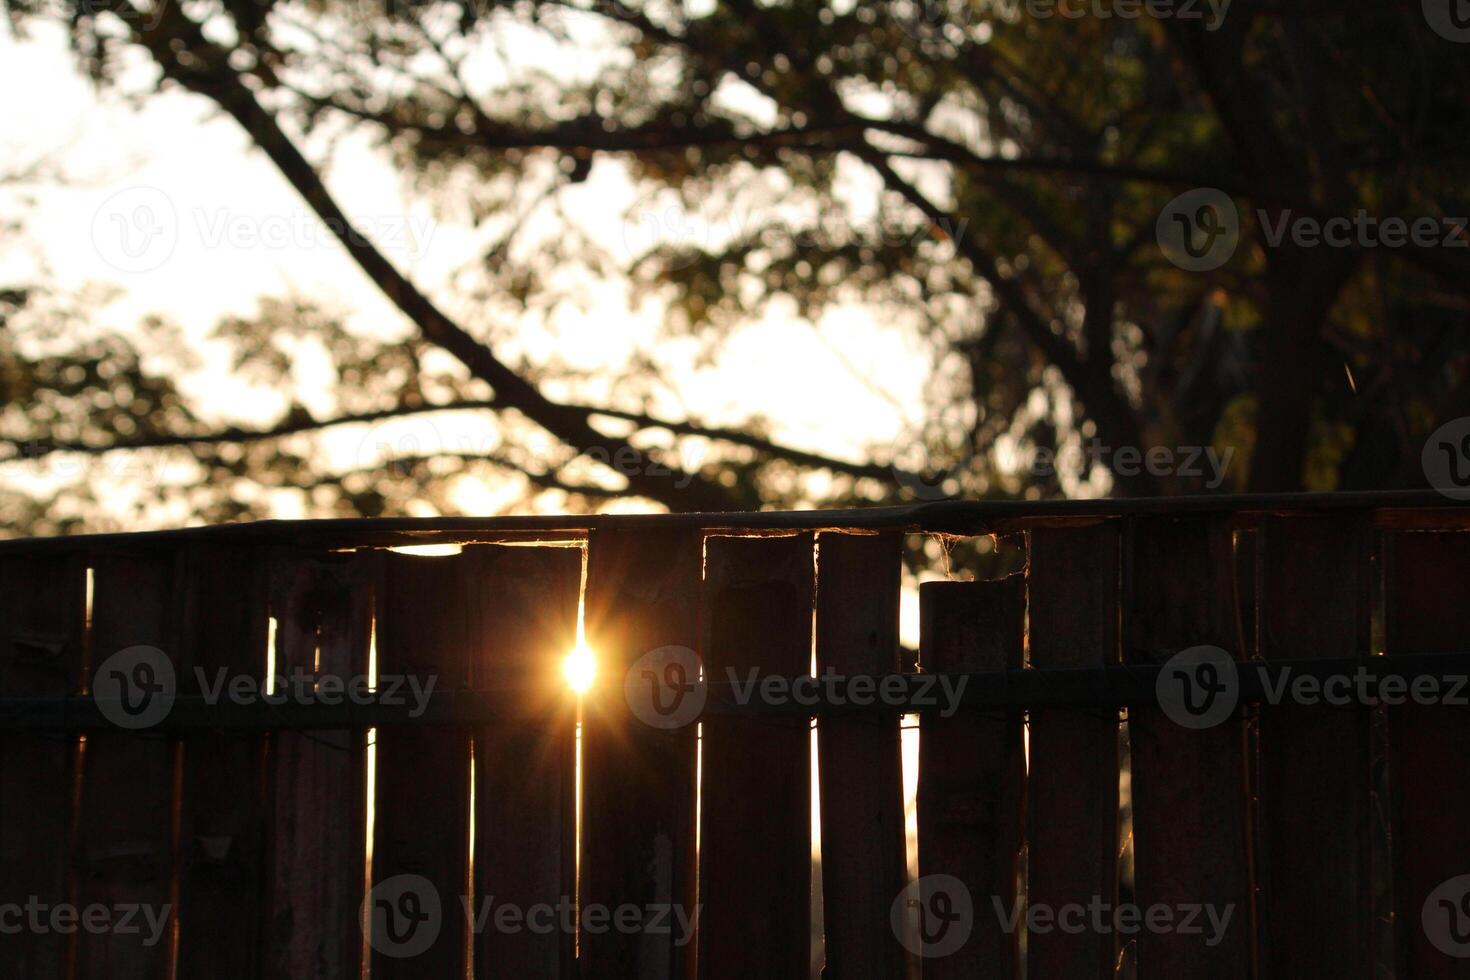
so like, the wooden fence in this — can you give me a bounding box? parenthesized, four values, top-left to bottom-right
(1, 492, 1469, 979)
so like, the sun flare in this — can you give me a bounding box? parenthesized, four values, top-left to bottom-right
(562, 642, 597, 695)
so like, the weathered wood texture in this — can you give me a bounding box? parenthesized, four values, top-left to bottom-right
(699, 534, 814, 980)
(1256, 516, 1373, 979)
(1123, 518, 1253, 980)
(471, 544, 581, 980)
(814, 532, 907, 980)
(76, 551, 181, 979)
(0, 554, 85, 978)
(1026, 524, 1121, 980)
(175, 544, 270, 979)
(1385, 531, 1470, 980)
(581, 528, 702, 980)
(916, 575, 1026, 980)
(368, 551, 475, 978)
(263, 553, 372, 979)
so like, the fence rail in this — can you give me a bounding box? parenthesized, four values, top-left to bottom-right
(1, 492, 1469, 978)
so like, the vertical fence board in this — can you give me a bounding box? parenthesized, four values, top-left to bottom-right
(370, 551, 474, 978)
(1256, 516, 1373, 979)
(815, 532, 907, 980)
(1384, 531, 1470, 979)
(76, 550, 181, 979)
(1027, 524, 1120, 980)
(580, 528, 702, 980)
(174, 544, 269, 978)
(916, 575, 1026, 980)
(263, 553, 372, 979)
(472, 544, 581, 980)
(1123, 518, 1252, 979)
(699, 534, 814, 980)
(0, 554, 85, 979)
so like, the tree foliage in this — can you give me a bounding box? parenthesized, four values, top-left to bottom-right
(4, 0, 1470, 531)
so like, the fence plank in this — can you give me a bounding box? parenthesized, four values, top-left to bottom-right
(369, 550, 474, 977)
(263, 553, 372, 979)
(471, 544, 581, 980)
(1256, 516, 1373, 979)
(1027, 524, 1120, 980)
(76, 550, 181, 979)
(0, 554, 86, 979)
(814, 531, 907, 980)
(1384, 531, 1470, 979)
(581, 528, 701, 980)
(174, 544, 270, 979)
(699, 534, 814, 980)
(916, 576, 1025, 980)
(1123, 517, 1252, 979)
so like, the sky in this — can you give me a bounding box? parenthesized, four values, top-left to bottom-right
(0, 19, 935, 523)
(1, 12, 957, 645)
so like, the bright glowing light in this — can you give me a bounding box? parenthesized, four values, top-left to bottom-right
(387, 543, 463, 557)
(562, 642, 598, 695)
